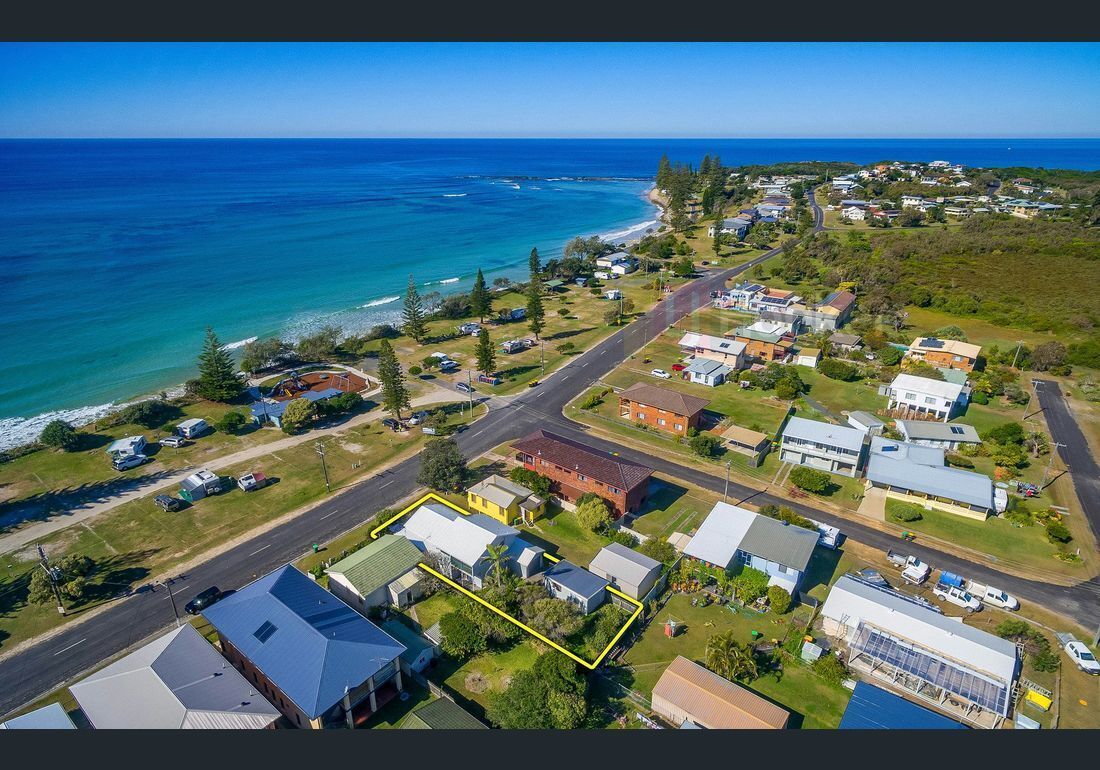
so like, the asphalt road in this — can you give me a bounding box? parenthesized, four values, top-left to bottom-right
(3, 192, 1098, 715)
(1033, 379, 1100, 542)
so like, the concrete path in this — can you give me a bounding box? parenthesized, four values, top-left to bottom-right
(856, 486, 887, 522)
(0, 388, 459, 557)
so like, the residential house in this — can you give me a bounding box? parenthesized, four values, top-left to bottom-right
(821, 574, 1018, 728)
(864, 436, 994, 518)
(203, 565, 407, 729)
(721, 424, 771, 461)
(684, 357, 731, 387)
(846, 411, 885, 436)
(779, 416, 867, 477)
(905, 336, 981, 372)
(511, 429, 653, 516)
(466, 474, 546, 526)
(399, 698, 487, 730)
(588, 542, 663, 601)
(730, 321, 795, 363)
(399, 503, 545, 588)
(677, 332, 746, 369)
(795, 347, 821, 368)
(829, 332, 862, 353)
(70, 624, 281, 730)
(896, 420, 981, 451)
(706, 217, 751, 240)
(618, 382, 709, 436)
(380, 620, 437, 675)
(901, 194, 925, 209)
(324, 534, 426, 612)
(840, 681, 967, 729)
(652, 656, 790, 729)
(886, 373, 969, 422)
(841, 205, 867, 221)
(756, 203, 788, 218)
(943, 206, 971, 218)
(0, 703, 77, 730)
(543, 559, 608, 614)
(805, 290, 857, 331)
(683, 501, 818, 594)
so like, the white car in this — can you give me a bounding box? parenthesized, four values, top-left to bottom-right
(1065, 640, 1100, 675)
(159, 435, 187, 448)
(650, 369, 671, 379)
(406, 411, 428, 426)
(932, 582, 982, 613)
(112, 453, 149, 471)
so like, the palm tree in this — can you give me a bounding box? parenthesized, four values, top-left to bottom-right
(480, 544, 512, 587)
(705, 632, 759, 682)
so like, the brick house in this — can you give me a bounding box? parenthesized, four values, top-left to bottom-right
(905, 337, 981, 373)
(729, 321, 795, 362)
(617, 382, 709, 436)
(511, 429, 652, 517)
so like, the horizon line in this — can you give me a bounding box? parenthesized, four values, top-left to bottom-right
(2, 135, 1099, 141)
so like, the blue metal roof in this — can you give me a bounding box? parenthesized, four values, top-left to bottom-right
(302, 387, 343, 403)
(840, 681, 966, 729)
(203, 565, 406, 719)
(250, 400, 289, 419)
(544, 560, 608, 599)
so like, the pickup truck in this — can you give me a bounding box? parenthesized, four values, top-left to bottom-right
(939, 571, 1019, 610)
(932, 581, 983, 612)
(1056, 633, 1100, 675)
(886, 550, 931, 585)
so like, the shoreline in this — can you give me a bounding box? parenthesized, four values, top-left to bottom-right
(0, 192, 662, 453)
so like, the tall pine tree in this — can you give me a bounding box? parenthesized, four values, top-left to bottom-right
(377, 340, 410, 420)
(475, 328, 496, 373)
(528, 247, 541, 279)
(194, 327, 242, 402)
(656, 154, 672, 191)
(526, 248, 545, 340)
(402, 274, 427, 343)
(470, 268, 490, 322)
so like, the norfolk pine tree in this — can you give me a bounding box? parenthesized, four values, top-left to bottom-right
(377, 340, 411, 419)
(402, 274, 427, 343)
(470, 268, 491, 322)
(195, 327, 243, 402)
(475, 328, 496, 373)
(526, 248, 545, 340)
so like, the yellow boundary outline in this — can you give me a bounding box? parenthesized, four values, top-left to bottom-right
(370, 492, 642, 669)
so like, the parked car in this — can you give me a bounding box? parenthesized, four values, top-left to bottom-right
(154, 495, 182, 512)
(407, 411, 428, 426)
(112, 453, 150, 471)
(236, 472, 268, 492)
(159, 435, 188, 448)
(885, 550, 931, 585)
(184, 586, 223, 615)
(439, 359, 460, 372)
(671, 363, 686, 372)
(528, 380, 540, 388)
(1059, 635, 1100, 675)
(941, 572, 1019, 610)
(456, 382, 475, 393)
(382, 418, 401, 431)
(932, 581, 983, 612)
(650, 369, 671, 379)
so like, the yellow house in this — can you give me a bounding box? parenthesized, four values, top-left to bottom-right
(466, 474, 546, 526)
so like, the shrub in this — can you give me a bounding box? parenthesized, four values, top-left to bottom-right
(876, 346, 903, 366)
(944, 453, 974, 469)
(39, 419, 79, 451)
(774, 378, 802, 400)
(608, 529, 638, 547)
(818, 358, 860, 381)
(214, 410, 247, 435)
(1045, 520, 1072, 543)
(757, 504, 817, 531)
(813, 653, 849, 686)
(891, 506, 923, 522)
(280, 398, 317, 433)
(971, 391, 990, 404)
(576, 496, 613, 532)
(767, 585, 792, 614)
(1032, 649, 1061, 673)
(556, 342, 576, 354)
(578, 388, 607, 410)
(116, 399, 180, 429)
(508, 467, 552, 498)
(688, 433, 721, 458)
(636, 538, 677, 564)
(557, 307, 570, 317)
(439, 611, 487, 657)
(789, 466, 832, 494)
(983, 422, 1025, 445)
(732, 567, 769, 603)
(408, 365, 422, 377)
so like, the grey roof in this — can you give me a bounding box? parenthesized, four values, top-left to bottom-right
(897, 420, 980, 444)
(467, 474, 536, 509)
(0, 703, 76, 730)
(782, 416, 867, 453)
(380, 619, 436, 665)
(870, 435, 944, 466)
(684, 502, 816, 572)
(737, 515, 818, 573)
(401, 503, 520, 567)
(847, 411, 885, 429)
(685, 358, 731, 377)
(69, 624, 280, 729)
(589, 542, 662, 586)
(202, 565, 406, 719)
(544, 560, 609, 599)
(866, 439, 992, 509)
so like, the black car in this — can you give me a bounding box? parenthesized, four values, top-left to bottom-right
(382, 418, 401, 431)
(184, 586, 223, 615)
(154, 494, 182, 512)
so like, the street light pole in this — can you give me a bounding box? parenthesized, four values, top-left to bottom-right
(315, 441, 331, 493)
(1040, 442, 1068, 491)
(36, 544, 66, 616)
(1011, 340, 1025, 370)
(541, 340, 545, 376)
(724, 460, 733, 501)
(1024, 379, 1040, 420)
(161, 577, 181, 627)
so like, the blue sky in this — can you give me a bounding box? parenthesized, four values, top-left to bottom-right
(1, 42, 1098, 138)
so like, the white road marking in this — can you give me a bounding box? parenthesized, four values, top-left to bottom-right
(380, 479, 396, 488)
(248, 543, 272, 557)
(54, 638, 86, 656)
(319, 509, 340, 520)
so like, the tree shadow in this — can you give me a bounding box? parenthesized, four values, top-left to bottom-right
(799, 547, 843, 599)
(74, 433, 112, 451)
(547, 327, 595, 341)
(0, 469, 187, 533)
(467, 461, 509, 484)
(497, 364, 539, 381)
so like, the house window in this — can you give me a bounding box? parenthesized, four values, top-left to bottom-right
(776, 564, 788, 574)
(608, 486, 620, 495)
(675, 424, 683, 431)
(924, 396, 936, 405)
(636, 412, 645, 420)
(577, 474, 587, 482)
(657, 418, 666, 426)
(905, 392, 916, 400)
(295, 714, 301, 726)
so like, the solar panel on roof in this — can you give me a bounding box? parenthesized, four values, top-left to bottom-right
(253, 621, 278, 643)
(922, 338, 945, 348)
(950, 426, 964, 434)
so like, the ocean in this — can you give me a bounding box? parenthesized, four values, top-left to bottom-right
(1, 138, 1098, 449)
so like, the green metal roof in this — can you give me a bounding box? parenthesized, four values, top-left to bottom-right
(324, 534, 423, 598)
(380, 619, 435, 665)
(734, 327, 784, 344)
(399, 698, 487, 729)
(544, 279, 565, 288)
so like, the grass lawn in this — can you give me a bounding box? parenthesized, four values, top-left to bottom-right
(902, 306, 1081, 350)
(521, 505, 612, 565)
(629, 477, 722, 540)
(0, 402, 484, 652)
(622, 594, 850, 729)
(407, 591, 460, 633)
(430, 640, 540, 718)
(884, 499, 1082, 576)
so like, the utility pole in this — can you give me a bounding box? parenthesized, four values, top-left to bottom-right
(1024, 379, 1040, 419)
(724, 460, 733, 502)
(315, 441, 330, 493)
(467, 370, 474, 413)
(540, 340, 545, 376)
(1040, 442, 1067, 491)
(36, 544, 66, 616)
(161, 576, 181, 627)
(1011, 340, 1025, 370)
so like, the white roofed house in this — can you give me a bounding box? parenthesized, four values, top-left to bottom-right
(677, 332, 746, 369)
(779, 416, 868, 478)
(896, 420, 981, 451)
(886, 373, 969, 422)
(864, 436, 994, 519)
(821, 574, 1018, 728)
(399, 502, 544, 588)
(588, 542, 663, 602)
(706, 217, 752, 240)
(683, 502, 818, 595)
(900, 194, 925, 209)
